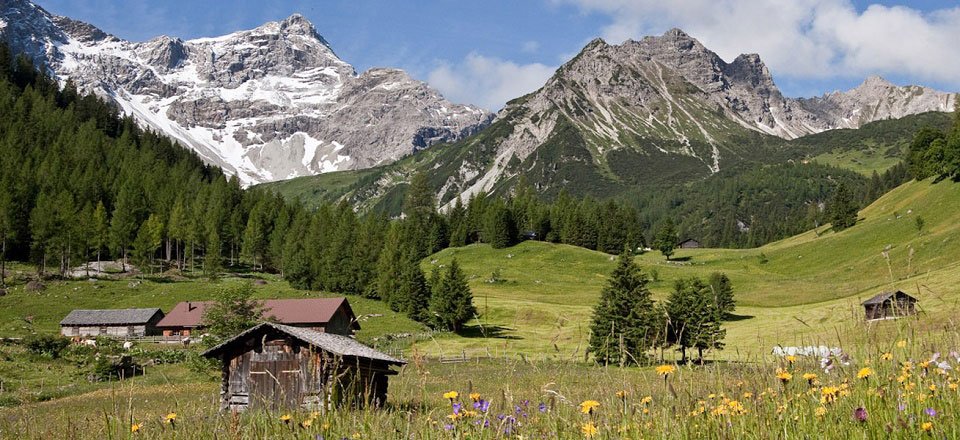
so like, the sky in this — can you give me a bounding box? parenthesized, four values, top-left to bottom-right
(33, 0, 960, 112)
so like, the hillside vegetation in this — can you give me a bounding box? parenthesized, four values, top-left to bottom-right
(420, 178, 960, 359)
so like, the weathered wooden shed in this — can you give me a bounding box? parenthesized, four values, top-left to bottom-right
(202, 322, 405, 412)
(862, 290, 917, 321)
(678, 239, 701, 249)
(59, 308, 165, 338)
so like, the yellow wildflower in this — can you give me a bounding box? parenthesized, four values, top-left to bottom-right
(880, 352, 893, 361)
(921, 421, 933, 432)
(802, 373, 818, 385)
(280, 414, 292, 423)
(929, 384, 937, 393)
(640, 395, 653, 405)
(776, 368, 793, 383)
(164, 413, 177, 424)
(815, 406, 827, 417)
(949, 383, 958, 391)
(443, 391, 459, 401)
(820, 386, 840, 404)
(581, 422, 599, 438)
(616, 390, 627, 399)
(785, 355, 797, 364)
(742, 392, 753, 399)
(897, 340, 907, 348)
(655, 365, 677, 376)
(300, 419, 313, 428)
(469, 392, 480, 401)
(131, 423, 142, 433)
(727, 400, 746, 415)
(857, 367, 874, 380)
(580, 400, 601, 415)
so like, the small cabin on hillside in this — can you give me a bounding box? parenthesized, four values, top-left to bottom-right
(862, 291, 918, 321)
(156, 298, 359, 338)
(678, 239, 701, 249)
(60, 308, 165, 338)
(203, 322, 405, 412)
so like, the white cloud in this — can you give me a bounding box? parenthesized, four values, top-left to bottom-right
(556, 0, 960, 90)
(521, 40, 541, 53)
(428, 53, 556, 111)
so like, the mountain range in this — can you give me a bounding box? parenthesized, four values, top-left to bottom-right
(0, 0, 491, 185)
(1, 0, 956, 201)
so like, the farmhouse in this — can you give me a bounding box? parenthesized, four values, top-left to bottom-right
(156, 298, 359, 337)
(678, 239, 701, 249)
(60, 308, 165, 338)
(203, 322, 405, 412)
(862, 290, 918, 321)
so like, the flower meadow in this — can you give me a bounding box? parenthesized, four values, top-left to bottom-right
(3, 335, 960, 439)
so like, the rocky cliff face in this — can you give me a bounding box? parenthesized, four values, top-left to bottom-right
(0, 0, 492, 185)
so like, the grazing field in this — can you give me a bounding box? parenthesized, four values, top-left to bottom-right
(2, 329, 958, 439)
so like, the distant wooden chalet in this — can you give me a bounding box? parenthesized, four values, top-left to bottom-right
(678, 239, 701, 249)
(60, 308, 165, 338)
(156, 298, 358, 338)
(203, 322, 405, 412)
(862, 290, 918, 321)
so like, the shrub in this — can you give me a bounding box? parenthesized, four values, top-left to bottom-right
(23, 334, 70, 359)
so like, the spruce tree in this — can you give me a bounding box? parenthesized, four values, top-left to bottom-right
(91, 201, 109, 274)
(483, 198, 516, 249)
(665, 277, 727, 362)
(588, 251, 657, 366)
(708, 272, 736, 317)
(428, 259, 476, 332)
(396, 250, 431, 323)
(132, 214, 164, 274)
(0, 189, 15, 286)
(829, 183, 858, 231)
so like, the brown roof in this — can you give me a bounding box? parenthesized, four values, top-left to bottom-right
(156, 298, 358, 329)
(862, 290, 917, 306)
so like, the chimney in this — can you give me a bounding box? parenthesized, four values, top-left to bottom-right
(188, 301, 194, 311)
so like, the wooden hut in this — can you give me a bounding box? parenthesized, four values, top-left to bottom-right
(60, 308, 165, 338)
(862, 291, 917, 321)
(677, 239, 701, 249)
(157, 298, 359, 338)
(202, 322, 405, 412)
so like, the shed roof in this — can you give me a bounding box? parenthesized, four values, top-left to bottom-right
(156, 298, 359, 330)
(60, 308, 163, 326)
(862, 290, 917, 305)
(202, 322, 405, 365)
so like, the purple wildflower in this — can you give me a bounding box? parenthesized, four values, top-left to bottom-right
(538, 402, 548, 413)
(854, 407, 868, 423)
(898, 403, 907, 412)
(473, 399, 490, 412)
(925, 408, 938, 417)
(452, 403, 462, 415)
(443, 424, 455, 431)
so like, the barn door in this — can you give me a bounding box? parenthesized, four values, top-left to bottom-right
(248, 340, 302, 411)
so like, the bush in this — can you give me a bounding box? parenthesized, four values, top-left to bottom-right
(89, 354, 140, 382)
(23, 334, 70, 359)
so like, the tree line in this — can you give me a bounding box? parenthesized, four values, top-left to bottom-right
(908, 104, 960, 182)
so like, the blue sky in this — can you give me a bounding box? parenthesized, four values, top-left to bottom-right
(34, 0, 960, 111)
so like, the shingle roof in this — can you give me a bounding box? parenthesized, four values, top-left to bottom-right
(202, 322, 404, 365)
(60, 308, 163, 326)
(862, 290, 916, 305)
(157, 298, 358, 330)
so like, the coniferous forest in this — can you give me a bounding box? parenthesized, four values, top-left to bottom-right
(0, 43, 931, 330)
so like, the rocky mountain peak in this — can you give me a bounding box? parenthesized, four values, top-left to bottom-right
(51, 15, 113, 43)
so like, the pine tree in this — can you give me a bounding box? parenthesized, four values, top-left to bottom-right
(829, 183, 858, 231)
(483, 198, 516, 249)
(665, 277, 727, 362)
(428, 259, 476, 332)
(708, 272, 736, 317)
(395, 250, 431, 322)
(653, 219, 678, 261)
(588, 251, 657, 366)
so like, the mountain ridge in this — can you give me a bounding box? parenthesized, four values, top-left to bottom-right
(0, 0, 493, 186)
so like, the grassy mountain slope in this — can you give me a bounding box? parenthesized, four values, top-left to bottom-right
(419, 178, 960, 359)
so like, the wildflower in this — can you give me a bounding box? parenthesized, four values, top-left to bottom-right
(131, 423, 142, 433)
(820, 386, 840, 404)
(897, 340, 907, 349)
(581, 422, 599, 438)
(580, 400, 600, 415)
(640, 396, 652, 405)
(802, 373, 818, 385)
(452, 403, 463, 415)
(280, 414, 292, 423)
(950, 383, 958, 391)
(300, 418, 313, 428)
(469, 392, 481, 402)
(727, 400, 746, 415)
(164, 412, 177, 426)
(921, 421, 933, 432)
(776, 368, 793, 383)
(443, 391, 459, 401)
(655, 365, 676, 376)
(925, 408, 937, 417)
(786, 355, 797, 364)
(929, 384, 937, 394)
(815, 406, 827, 417)
(742, 392, 753, 399)
(443, 424, 455, 431)
(857, 367, 874, 380)
(538, 402, 548, 413)
(881, 352, 893, 361)
(473, 399, 490, 412)
(616, 390, 627, 399)
(853, 407, 868, 422)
